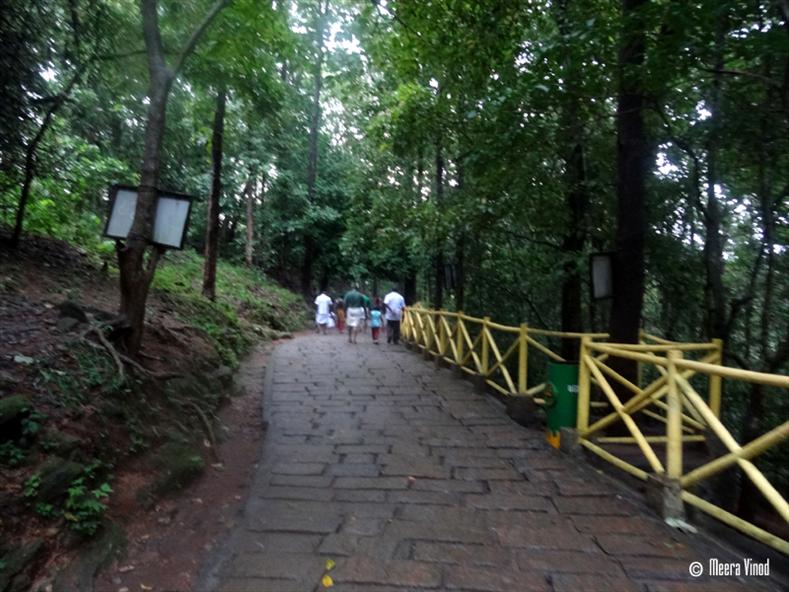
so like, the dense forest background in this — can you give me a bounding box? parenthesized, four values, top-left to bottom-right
(1, 0, 787, 505)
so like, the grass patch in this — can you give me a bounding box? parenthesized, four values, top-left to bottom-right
(153, 251, 307, 366)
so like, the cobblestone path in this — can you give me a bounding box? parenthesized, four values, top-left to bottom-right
(199, 334, 778, 592)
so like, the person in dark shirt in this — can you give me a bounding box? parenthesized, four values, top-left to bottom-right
(344, 286, 366, 344)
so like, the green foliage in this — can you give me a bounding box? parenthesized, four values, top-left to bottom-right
(153, 250, 306, 366)
(0, 442, 26, 467)
(37, 344, 128, 408)
(34, 502, 56, 518)
(63, 478, 112, 536)
(23, 473, 41, 499)
(21, 409, 46, 438)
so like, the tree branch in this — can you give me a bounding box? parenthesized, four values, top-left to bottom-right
(701, 67, 780, 88)
(140, 0, 169, 79)
(171, 0, 234, 77)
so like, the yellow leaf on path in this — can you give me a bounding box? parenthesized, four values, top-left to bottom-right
(321, 574, 334, 588)
(325, 559, 336, 571)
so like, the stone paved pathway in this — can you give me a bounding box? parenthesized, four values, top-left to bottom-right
(199, 334, 780, 592)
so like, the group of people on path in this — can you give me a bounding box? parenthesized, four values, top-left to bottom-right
(314, 286, 406, 345)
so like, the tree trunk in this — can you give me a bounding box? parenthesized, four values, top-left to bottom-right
(702, 13, 728, 341)
(404, 274, 417, 306)
(301, 0, 326, 297)
(202, 86, 227, 301)
(117, 0, 229, 355)
(455, 235, 465, 311)
(555, 0, 589, 361)
(10, 65, 85, 247)
(608, 0, 651, 389)
(117, 78, 171, 355)
(244, 177, 255, 266)
(433, 137, 445, 309)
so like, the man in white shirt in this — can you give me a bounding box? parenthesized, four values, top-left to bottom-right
(314, 290, 333, 335)
(383, 287, 406, 344)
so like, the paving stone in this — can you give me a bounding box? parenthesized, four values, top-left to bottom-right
(516, 549, 625, 575)
(570, 515, 668, 536)
(387, 489, 460, 505)
(224, 552, 327, 580)
(233, 532, 322, 554)
(217, 577, 312, 592)
(328, 463, 381, 477)
(453, 466, 523, 481)
(411, 541, 511, 566)
(334, 476, 409, 490)
(464, 493, 554, 512)
(641, 582, 757, 592)
(553, 495, 635, 516)
(271, 462, 326, 475)
(342, 452, 377, 464)
(318, 532, 362, 556)
(333, 489, 387, 503)
(331, 555, 442, 588)
(341, 516, 386, 536)
(410, 478, 487, 493)
(381, 460, 451, 479)
(444, 564, 550, 591)
(494, 523, 598, 551)
(258, 485, 333, 501)
(551, 574, 639, 592)
(618, 556, 700, 580)
(269, 474, 334, 488)
(595, 534, 697, 559)
(249, 510, 342, 534)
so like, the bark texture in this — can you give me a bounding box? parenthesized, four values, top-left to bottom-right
(608, 0, 651, 388)
(202, 86, 227, 301)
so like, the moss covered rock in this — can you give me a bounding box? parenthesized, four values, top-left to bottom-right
(0, 395, 31, 442)
(35, 457, 84, 503)
(139, 441, 205, 505)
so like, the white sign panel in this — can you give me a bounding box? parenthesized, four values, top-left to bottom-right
(104, 185, 193, 249)
(153, 195, 191, 248)
(105, 188, 138, 240)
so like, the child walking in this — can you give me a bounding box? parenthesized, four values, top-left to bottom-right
(370, 299, 383, 344)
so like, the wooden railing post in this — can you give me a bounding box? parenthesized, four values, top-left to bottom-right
(667, 349, 683, 479)
(440, 310, 448, 356)
(577, 336, 591, 431)
(481, 316, 490, 377)
(709, 338, 723, 417)
(456, 312, 464, 366)
(518, 323, 529, 394)
(435, 309, 444, 357)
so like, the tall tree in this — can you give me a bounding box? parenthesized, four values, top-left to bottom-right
(608, 0, 651, 379)
(301, 0, 328, 296)
(202, 85, 227, 300)
(117, 0, 229, 355)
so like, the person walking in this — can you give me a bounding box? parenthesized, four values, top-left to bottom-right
(344, 285, 366, 344)
(370, 298, 383, 344)
(314, 289, 333, 335)
(383, 286, 406, 344)
(334, 298, 345, 333)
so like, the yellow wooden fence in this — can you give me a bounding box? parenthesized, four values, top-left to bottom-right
(578, 334, 789, 554)
(401, 307, 789, 554)
(401, 306, 606, 398)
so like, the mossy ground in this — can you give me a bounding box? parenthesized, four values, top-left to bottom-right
(0, 232, 308, 590)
